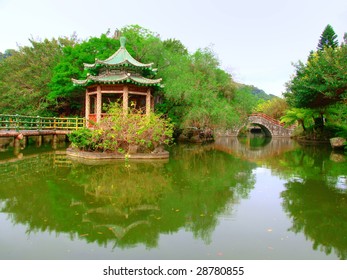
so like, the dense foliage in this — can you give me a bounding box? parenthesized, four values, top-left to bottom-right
(283, 24, 347, 140)
(0, 38, 74, 115)
(48, 33, 121, 115)
(0, 49, 15, 61)
(255, 97, 288, 120)
(285, 46, 347, 109)
(69, 103, 174, 153)
(0, 25, 270, 131)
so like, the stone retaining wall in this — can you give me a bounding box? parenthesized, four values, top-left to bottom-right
(66, 148, 169, 160)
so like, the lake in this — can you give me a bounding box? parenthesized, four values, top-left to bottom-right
(0, 137, 346, 260)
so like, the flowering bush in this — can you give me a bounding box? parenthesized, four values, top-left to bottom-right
(69, 103, 174, 153)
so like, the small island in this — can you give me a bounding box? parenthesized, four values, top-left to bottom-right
(67, 36, 173, 160)
(66, 103, 173, 160)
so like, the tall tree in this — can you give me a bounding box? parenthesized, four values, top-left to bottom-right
(285, 45, 347, 109)
(317, 24, 339, 51)
(48, 34, 120, 115)
(285, 25, 347, 138)
(0, 25, 267, 131)
(0, 38, 74, 115)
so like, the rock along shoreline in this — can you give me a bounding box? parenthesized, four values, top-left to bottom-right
(66, 147, 169, 160)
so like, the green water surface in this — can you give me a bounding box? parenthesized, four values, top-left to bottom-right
(0, 137, 346, 259)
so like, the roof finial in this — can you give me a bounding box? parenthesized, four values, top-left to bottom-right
(120, 37, 126, 48)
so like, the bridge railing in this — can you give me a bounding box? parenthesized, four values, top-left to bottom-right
(0, 114, 85, 131)
(249, 113, 285, 126)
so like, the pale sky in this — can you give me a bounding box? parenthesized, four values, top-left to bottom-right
(0, 0, 346, 97)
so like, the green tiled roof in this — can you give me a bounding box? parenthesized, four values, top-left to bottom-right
(84, 37, 153, 69)
(72, 37, 162, 87)
(72, 72, 162, 86)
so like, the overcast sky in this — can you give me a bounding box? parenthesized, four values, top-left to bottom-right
(0, 0, 346, 97)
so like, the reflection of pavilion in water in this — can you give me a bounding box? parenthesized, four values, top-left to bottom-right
(0, 153, 168, 247)
(1, 140, 346, 259)
(0, 147, 247, 250)
(212, 137, 298, 162)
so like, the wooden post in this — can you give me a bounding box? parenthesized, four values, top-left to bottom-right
(96, 86, 102, 123)
(146, 88, 151, 116)
(151, 94, 155, 111)
(93, 95, 97, 114)
(36, 135, 42, 147)
(37, 116, 42, 130)
(13, 137, 20, 155)
(53, 117, 57, 130)
(14, 133, 23, 155)
(52, 134, 57, 150)
(123, 85, 129, 114)
(22, 136, 28, 148)
(75, 117, 79, 130)
(85, 90, 90, 122)
(15, 114, 20, 131)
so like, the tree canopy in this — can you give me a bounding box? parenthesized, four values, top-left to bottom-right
(285, 45, 347, 109)
(255, 97, 288, 120)
(0, 25, 272, 130)
(317, 24, 339, 51)
(285, 24, 347, 109)
(0, 49, 15, 61)
(0, 37, 74, 115)
(284, 24, 347, 139)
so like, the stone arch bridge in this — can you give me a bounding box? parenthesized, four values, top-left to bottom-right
(217, 113, 295, 138)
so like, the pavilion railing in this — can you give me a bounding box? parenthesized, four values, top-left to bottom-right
(0, 114, 86, 131)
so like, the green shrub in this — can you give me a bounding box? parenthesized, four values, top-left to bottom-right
(68, 128, 95, 150)
(69, 103, 174, 153)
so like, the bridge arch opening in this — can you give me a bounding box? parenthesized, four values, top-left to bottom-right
(237, 123, 272, 138)
(249, 123, 272, 137)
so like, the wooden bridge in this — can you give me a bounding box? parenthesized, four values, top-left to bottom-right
(0, 114, 85, 150)
(0, 114, 85, 135)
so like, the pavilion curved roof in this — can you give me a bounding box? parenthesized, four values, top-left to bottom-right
(84, 37, 153, 69)
(72, 37, 162, 87)
(72, 72, 162, 87)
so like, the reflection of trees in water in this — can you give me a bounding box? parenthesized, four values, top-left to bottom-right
(66, 161, 170, 249)
(282, 179, 347, 259)
(0, 146, 256, 250)
(277, 146, 347, 259)
(159, 145, 256, 243)
(265, 145, 346, 183)
(67, 145, 256, 247)
(213, 137, 297, 162)
(238, 136, 271, 149)
(0, 172, 85, 237)
(77, 162, 169, 208)
(1, 141, 345, 258)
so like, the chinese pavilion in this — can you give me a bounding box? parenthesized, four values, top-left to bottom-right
(72, 37, 162, 125)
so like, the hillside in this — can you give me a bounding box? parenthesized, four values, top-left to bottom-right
(236, 83, 276, 101)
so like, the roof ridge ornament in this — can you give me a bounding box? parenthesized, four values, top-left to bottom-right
(72, 35, 162, 87)
(120, 37, 126, 48)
